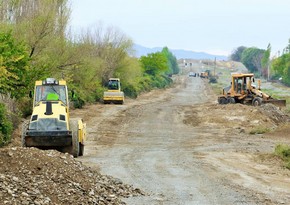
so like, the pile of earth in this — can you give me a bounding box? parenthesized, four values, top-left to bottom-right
(182, 102, 290, 134)
(0, 147, 144, 205)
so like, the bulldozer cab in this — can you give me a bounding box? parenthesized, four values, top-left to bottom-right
(233, 77, 245, 94)
(231, 73, 254, 95)
(34, 78, 68, 107)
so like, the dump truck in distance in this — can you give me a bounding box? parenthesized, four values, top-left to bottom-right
(22, 78, 86, 157)
(103, 78, 124, 104)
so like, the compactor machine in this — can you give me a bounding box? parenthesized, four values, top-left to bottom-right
(103, 78, 124, 104)
(22, 78, 86, 157)
(218, 73, 286, 107)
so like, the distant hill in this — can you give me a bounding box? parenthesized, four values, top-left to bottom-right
(132, 44, 228, 61)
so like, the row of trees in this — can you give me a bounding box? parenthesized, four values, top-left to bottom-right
(230, 45, 270, 78)
(231, 39, 290, 84)
(271, 40, 290, 85)
(0, 0, 179, 146)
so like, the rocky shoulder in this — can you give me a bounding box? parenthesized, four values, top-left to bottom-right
(0, 147, 144, 205)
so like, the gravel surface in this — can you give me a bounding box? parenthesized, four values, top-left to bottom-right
(0, 147, 144, 205)
(72, 72, 290, 204)
(1, 61, 290, 205)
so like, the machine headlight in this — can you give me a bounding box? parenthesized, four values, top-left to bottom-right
(31, 115, 38, 121)
(59, 115, 65, 121)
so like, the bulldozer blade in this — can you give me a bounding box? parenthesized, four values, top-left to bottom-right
(264, 99, 286, 108)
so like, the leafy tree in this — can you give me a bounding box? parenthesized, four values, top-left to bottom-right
(230, 46, 247, 62)
(75, 25, 133, 85)
(66, 25, 134, 102)
(0, 0, 177, 146)
(140, 52, 168, 76)
(161, 47, 179, 74)
(0, 0, 72, 90)
(0, 31, 30, 98)
(0, 103, 13, 147)
(282, 39, 290, 55)
(272, 53, 290, 85)
(241, 47, 265, 75)
(138, 51, 173, 91)
(0, 0, 174, 107)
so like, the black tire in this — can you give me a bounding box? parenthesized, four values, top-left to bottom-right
(228, 97, 236, 104)
(79, 143, 84, 156)
(252, 97, 262, 106)
(69, 119, 79, 157)
(218, 97, 228, 104)
(21, 120, 29, 147)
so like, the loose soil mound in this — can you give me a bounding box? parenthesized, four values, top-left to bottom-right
(182, 103, 290, 134)
(0, 147, 144, 205)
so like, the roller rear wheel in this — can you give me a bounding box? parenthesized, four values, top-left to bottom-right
(79, 143, 84, 156)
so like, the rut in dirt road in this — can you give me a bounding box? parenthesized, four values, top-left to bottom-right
(77, 75, 280, 205)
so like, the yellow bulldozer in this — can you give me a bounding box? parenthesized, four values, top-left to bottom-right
(200, 71, 209, 78)
(218, 73, 286, 107)
(22, 78, 86, 157)
(103, 78, 124, 104)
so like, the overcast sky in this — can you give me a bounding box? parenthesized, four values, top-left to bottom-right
(69, 0, 290, 56)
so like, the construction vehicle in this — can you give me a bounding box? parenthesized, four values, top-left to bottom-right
(218, 73, 286, 107)
(200, 71, 209, 78)
(22, 78, 86, 157)
(103, 78, 124, 104)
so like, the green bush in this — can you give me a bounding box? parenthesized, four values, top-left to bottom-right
(249, 127, 270, 134)
(70, 90, 85, 109)
(274, 144, 290, 169)
(72, 96, 85, 109)
(150, 75, 172, 89)
(0, 103, 13, 147)
(95, 85, 105, 102)
(17, 97, 33, 117)
(123, 84, 138, 99)
(139, 77, 153, 92)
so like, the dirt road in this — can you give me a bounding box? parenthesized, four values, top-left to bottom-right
(72, 73, 290, 204)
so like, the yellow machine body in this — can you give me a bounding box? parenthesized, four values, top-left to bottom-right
(103, 78, 124, 104)
(218, 73, 286, 108)
(22, 78, 86, 157)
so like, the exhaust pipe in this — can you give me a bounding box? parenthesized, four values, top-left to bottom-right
(45, 101, 53, 115)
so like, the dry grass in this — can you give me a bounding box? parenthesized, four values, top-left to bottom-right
(274, 144, 290, 169)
